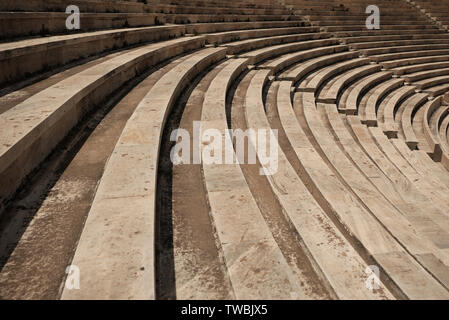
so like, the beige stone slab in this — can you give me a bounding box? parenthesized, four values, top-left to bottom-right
(439, 113, 449, 153)
(165, 13, 304, 25)
(354, 39, 449, 51)
(0, 36, 206, 206)
(414, 106, 434, 154)
(318, 66, 383, 104)
(401, 93, 429, 149)
(370, 49, 449, 64)
(404, 67, 449, 83)
(264, 45, 347, 76)
(0, 12, 164, 38)
(426, 82, 449, 98)
(416, 253, 449, 290)
(281, 50, 359, 83)
(205, 26, 319, 45)
(415, 74, 449, 90)
(368, 126, 436, 187)
(0, 26, 185, 59)
(324, 104, 449, 252)
(430, 105, 449, 143)
(304, 58, 370, 93)
(363, 78, 404, 126)
(374, 251, 449, 299)
(205, 187, 304, 299)
(200, 58, 308, 299)
(300, 92, 448, 262)
(391, 138, 449, 189)
(61, 196, 154, 300)
(383, 86, 416, 137)
(426, 99, 448, 158)
(241, 38, 338, 65)
(348, 116, 449, 232)
(244, 71, 390, 299)
(224, 32, 328, 55)
(62, 47, 226, 300)
(185, 21, 305, 35)
(0, 0, 146, 13)
(94, 144, 156, 200)
(0, 26, 185, 84)
(354, 118, 449, 213)
(279, 82, 401, 256)
(343, 71, 393, 115)
(363, 44, 449, 57)
(388, 56, 449, 75)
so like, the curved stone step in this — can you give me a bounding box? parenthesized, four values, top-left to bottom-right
(299, 91, 449, 295)
(400, 93, 430, 150)
(185, 20, 306, 34)
(393, 60, 449, 77)
(324, 24, 438, 32)
(347, 114, 449, 214)
(0, 25, 186, 87)
(164, 13, 303, 25)
(335, 29, 448, 39)
(369, 125, 449, 192)
(0, 0, 288, 12)
(383, 86, 416, 138)
(362, 78, 404, 126)
(223, 32, 330, 55)
(425, 82, 449, 98)
(278, 81, 449, 298)
(241, 38, 339, 65)
(352, 39, 449, 51)
(404, 67, 449, 83)
(439, 112, 449, 155)
(341, 33, 449, 45)
(0, 12, 166, 39)
(60, 46, 226, 300)
(415, 74, 449, 90)
(298, 58, 370, 93)
(323, 103, 449, 246)
(429, 104, 449, 154)
(244, 70, 391, 299)
(280, 50, 359, 83)
(0, 36, 206, 215)
(363, 44, 449, 57)
(385, 55, 449, 71)
(423, 97, 444, 160)
(371, 49, 449, 63)
(392, 136, 449, 187)
(263, 45, 350, 77)
(341, 71, 393, 115)
(317, 65, 383, 105)
(205, 26, 318, 45)
(200, 58, 310, 299)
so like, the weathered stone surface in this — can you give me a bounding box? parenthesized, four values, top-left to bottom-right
(1, 0, 449, 301)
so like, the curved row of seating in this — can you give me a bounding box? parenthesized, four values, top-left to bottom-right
(0, 0, 312, 207)
(244, 0, 449, 298)
(217, 28, 449, 297)
(0, 0, 338, 299)
(0, 0, 299, 39)
(60, 46, 227, 299)
(412, 0, 449, 30)
(58, 19, 379, 299)
(199, 59, 309, 299)
(1, 0, 449, 300)
(262, 40, 449, 298)
(0, 0, 286, 12)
